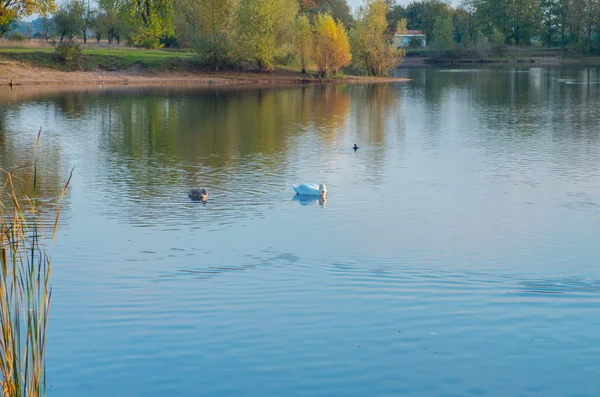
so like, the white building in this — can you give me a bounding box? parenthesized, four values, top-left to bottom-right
(393, 30, 427, 48)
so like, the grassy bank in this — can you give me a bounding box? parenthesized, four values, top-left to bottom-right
(0, 45, 411, 87)
(0, 46, 198, 71)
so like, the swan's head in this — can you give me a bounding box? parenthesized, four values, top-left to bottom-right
(319, 184, 327, 196)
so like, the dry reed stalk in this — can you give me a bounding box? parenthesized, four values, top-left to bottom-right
(0, 127, 72, 397)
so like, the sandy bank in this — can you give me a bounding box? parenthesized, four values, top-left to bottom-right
(0, 60, 409, 87)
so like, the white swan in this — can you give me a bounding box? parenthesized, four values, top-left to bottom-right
(292, 183, 326, 197)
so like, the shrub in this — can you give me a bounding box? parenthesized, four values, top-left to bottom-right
(408, 36, 423, 48)
(8, 32, 26, 41)
(54, 40, 82, 70)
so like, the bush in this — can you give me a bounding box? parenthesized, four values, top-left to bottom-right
(408, 36, 423, 48)
(160, 34, 178, 48)
(54, 40, 82, 70)
(8, 32, 26, 41)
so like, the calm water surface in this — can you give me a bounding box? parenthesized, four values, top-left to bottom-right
(1, 66, 600, 396)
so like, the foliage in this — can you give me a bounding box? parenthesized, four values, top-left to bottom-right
(53, 1, 85, 41)
(431, 14, 454, 51)
(294, 14, 313, 73)
(299, 0, 353, 27)
(352, 0, 404, 76)
(176, 0, 235, 70)
(0, 0, 56, 26)
(40, 16, 53, 41)
(396, 17, 408, 34)
(95, 0, 127, 44)
(8, 31, 26, 41)
(0, 21, 10, 38)
(408, 35, 423, 47)
(313, 13, 351, 77)
(0, 130, 71, 397)
(234, 0, 298, 72)
(54, 39, 82, 70)
(126, 0, 174, 48)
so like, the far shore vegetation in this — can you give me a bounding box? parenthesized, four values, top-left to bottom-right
(2, 0, 600, 75)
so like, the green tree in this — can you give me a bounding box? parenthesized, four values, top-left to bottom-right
(234, 0, 299, 72)
(299, 0, 353, 27)
(510, 0, 542, 45)
(420, 0, 450, 42)
(97, 0, 127, 44)
(176, 0, 236, 69)
(0, 20, 12, 38)
(386, 2, 407, 36)
(126, 0, 174, 48)
(352, 0, 404, 76)
(431, 13, 454, 51)
(40, 15, 53, 40)
(294, 14, 313, 73)
(53, 1, 85, 40)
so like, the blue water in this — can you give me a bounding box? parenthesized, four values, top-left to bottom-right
(1, 66, 600, 396)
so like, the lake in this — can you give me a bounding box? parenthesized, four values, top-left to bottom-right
(1, 66, 600, 396)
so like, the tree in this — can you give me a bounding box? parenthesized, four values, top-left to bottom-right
(431, 14, 454, 51)
(97, 0, 128, 44)
(175, 0, 236, 70)
(234, 0, 298, 72)
(0, 20, 12, 38)
(313, 13, 351, 77)
(299, 0, 353, 27)
(509, 0, 542, 45)
(396, 17, 408, 34)
(1, 0, 56, 26)
(294, 14, 313, 73)
(126, 0, 174, 48)
(352, 0, 404, 76)
(53, 1, 85, 40)
(40, 16, 53, 40)
(82, 6, 95, 43)
(387, 2, 406, 36)
(419, 0, 450, 42)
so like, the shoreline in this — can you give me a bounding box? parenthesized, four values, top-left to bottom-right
(0, 60, 409, 87)
(400, 55, 600, 66)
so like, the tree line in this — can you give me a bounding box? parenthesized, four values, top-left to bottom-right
(3, 0, 600, 73)
(383, 0, 600, 55)
(1, 0, 405, 76)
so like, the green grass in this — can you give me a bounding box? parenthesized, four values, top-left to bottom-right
(0, 46, 199, 71)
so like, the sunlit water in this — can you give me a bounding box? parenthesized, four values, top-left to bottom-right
(2, 66, 600, 396)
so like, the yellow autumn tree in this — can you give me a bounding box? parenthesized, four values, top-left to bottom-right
(1, 0, 55, 25)
(313, 13, 351, 78)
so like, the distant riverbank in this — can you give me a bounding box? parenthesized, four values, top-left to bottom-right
(400, 47, 600, 66)
(0, 60, 409, 87)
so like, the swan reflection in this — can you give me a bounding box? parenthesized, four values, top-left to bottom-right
(293, 195, 326, 207)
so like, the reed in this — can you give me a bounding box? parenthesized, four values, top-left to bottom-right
(0, 127, 72, 397)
